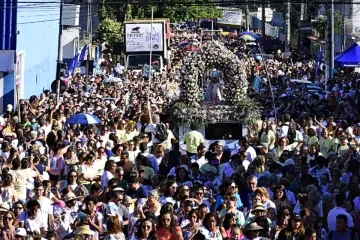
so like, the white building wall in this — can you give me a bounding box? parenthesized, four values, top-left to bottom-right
(62, 27, 80, 59)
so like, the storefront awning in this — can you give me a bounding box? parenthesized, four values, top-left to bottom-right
(0, 50, 14, 72)
(306, 35, 325, 45)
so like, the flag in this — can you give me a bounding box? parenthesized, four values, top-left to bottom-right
(143, 64, 150, 78)
(78, 44, 89, 65)
(69, 53, 79, 75)
(315, 46, 323, 80)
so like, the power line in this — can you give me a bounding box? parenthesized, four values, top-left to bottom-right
(17, 11, 98, 24)
(4, 0, 360, 5)
(17, 8, 99, 18)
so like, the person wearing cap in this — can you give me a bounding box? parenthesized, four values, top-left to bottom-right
(277, 213, 305, 240)
(14, 227, 27, 239)
(203, 165, 221, 193)
(258, 143, 276, 164)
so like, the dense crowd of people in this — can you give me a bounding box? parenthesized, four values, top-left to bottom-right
(0, 25, 359, 240)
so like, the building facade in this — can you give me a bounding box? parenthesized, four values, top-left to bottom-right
(0, 0, 60, 112)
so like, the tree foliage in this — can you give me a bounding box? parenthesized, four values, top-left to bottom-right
(314, 11, 343, 39)
(97, 18, 123, 45)
(97, 0, 222, 47)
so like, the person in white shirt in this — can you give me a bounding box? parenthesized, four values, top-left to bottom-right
(190, 144, 207, 168)
(279, 114, 291, 138)
(327, 193, 354, 231)
(101, 160, 117, 189)
(231, 138, 257, 162)
(30, 181, 54, 230)
(19, 199, 46, 235)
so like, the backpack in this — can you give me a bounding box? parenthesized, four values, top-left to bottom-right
(155, 123, 168, 142)
(328, 230, 356, 240)
(287, 124, 296, 144)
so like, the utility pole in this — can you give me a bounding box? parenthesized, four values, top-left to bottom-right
(285, 1, 291, 56)
(85, 0, 92, 92)
(261, 0, 266, 37)
(56, 0, 63, 104)
(212, 19, 215, 40)
(341, 0, 345, 51)
(325, 1, 334, 81)
(245, 0, 249, 31)
(300, 3, 305, 21)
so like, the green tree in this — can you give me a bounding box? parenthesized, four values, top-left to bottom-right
(314, 11, 343, 39)
(97, 18, 123, 45)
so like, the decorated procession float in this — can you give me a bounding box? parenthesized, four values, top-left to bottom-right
(167, 41, 262, 150)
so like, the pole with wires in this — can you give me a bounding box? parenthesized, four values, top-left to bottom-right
(258, 44, 277, 122)
(285, 1, 291, 56)
(148, 7, 154, 101)
(56, 0, 63, 104)
(245, 1, 249, 31)
(261, 0, 266, 37)
(211, 19, 214, 41)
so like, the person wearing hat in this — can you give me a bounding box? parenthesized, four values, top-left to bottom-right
(243, 222, 264, 240)
(258, 143, 276, 164)
(244, 204, 271, 227)
(14, 227, 27, 239)
(76, 225, 95, 238)
(203, 165, 221, 193)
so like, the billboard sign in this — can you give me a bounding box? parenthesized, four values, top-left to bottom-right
(125, 23, 164, 52)
(217, 10, 242, 25)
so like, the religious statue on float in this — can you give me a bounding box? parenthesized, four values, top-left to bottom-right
(204, 68, 223, 104)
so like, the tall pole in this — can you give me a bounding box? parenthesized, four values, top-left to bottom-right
(56, 0, 63, 104)
(329, 1, 334, 79)
(245, 2, 249, 31)
(341, 1, 345, 51)
(211, 19, 214, 41)
(285, 1, 291, 57)
(261, 0, 266, 37)
(300, 3, 305, 21)
(148, 7, 154, 101)
(299, 3, 305, 51)
(85, 46, 89, 92)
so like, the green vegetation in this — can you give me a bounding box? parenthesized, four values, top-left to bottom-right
(96, 0, 222, 47)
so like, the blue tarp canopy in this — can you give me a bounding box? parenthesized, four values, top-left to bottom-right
(238, 31, 261, 39)
(335, 42, 360, 67)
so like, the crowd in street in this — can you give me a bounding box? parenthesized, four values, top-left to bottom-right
(0, 26, 359, 240)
